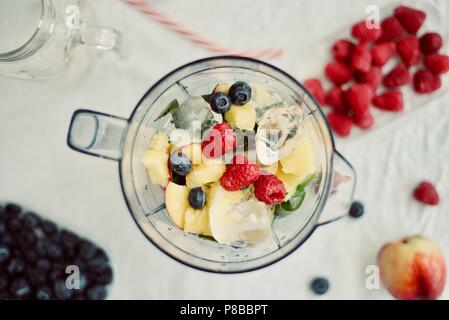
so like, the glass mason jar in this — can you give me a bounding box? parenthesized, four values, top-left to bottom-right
(67, 57, 356, 273)
(0, 0, 124, 80)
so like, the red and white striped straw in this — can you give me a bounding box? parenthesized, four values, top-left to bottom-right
(123, 0, 284, 59)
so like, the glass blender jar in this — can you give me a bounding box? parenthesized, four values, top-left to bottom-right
(67, 57, 356, 273)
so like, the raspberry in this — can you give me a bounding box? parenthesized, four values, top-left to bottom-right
(397, 36, 421, 67)
(352, 110, 375, 129)
(254, 174, 287, 205)
(332, 39, 355, 62)
(413, 182, 440, 206)
(371, 42, 396, 67)
(354, 66, 382, 92)
(304, 78, 326, 105)
(394, 6, 426, 35)
(377, 17, 406, 43)
(420, 33, 443, 54)
(345, 84, 373, 118)
(326, 87, 348, 114)
(351, 44, 372, 73)
(201, 122, 236, 159)
(373, 91, 404, 112)
(351, 20, 382, 43)
(327, 112, 352, 137)
(383, 63, 412, 88)
(424, 54, 449, 75)
(413, 69, 442, 94)
(325, 62, 352, 86)
(220, 156, 260, 191)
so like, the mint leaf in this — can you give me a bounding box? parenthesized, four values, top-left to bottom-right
(155, 99, 179, 121)
(202, 94, 212, 103)
(275, 173, 318, 215)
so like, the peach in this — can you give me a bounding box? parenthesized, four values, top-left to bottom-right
(378, 236, 446, 300)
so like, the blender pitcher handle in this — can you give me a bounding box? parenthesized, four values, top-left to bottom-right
(317, 150, 357, 227)
(67, 109, 128, 161)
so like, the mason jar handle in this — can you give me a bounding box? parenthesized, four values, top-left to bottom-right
(78, 23, 129, 58)
(317, 150, 357, 227)
(67, 109, 128, 161)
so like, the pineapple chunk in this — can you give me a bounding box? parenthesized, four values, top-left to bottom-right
(184, 207, 212, 236)
(224, 103, 256, 130)
(149, 131, 169, 151)
(179, 143, 202, 165)
(276, 169, 309, 200)
(259, 161, 278, 175)
(280, 139, 315, 177)
(186, 162, 226, 188)
(165, 182, 189, 228)
(213, 84, 230, 94)
(141, 149, 169, 187)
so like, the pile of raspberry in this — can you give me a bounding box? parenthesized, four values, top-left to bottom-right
(304, 5, 449, 137)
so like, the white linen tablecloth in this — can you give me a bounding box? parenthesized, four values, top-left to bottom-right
(0, 0, 448, 299)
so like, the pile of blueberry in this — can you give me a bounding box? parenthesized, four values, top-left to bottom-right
(0, 203, 113, 300)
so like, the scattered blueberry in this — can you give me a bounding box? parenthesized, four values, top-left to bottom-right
(229, 81, 252, 106)
(310, 277, 330, 295)
(349, 201, 364, 218)
(188, 188, 206, 209)
(210, 92, 232, 114)
(170, 152, 192, 176)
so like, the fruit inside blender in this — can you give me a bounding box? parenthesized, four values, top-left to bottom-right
(141, 81, 319, 247)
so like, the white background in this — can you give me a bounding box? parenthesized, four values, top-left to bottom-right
(1, 0, 448, 299)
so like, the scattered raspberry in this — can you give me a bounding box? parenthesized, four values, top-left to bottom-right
(304, 78, 326, 105)
(352, 110, 375, 129)
(332, 39, 355, 62)
(220, 156, 260, 191)
(377, 17, 406, 43)
(345, 84, 373, 118)
(419, 32, 443, 54)
(397, 36, 421, 67)
(351, 44, 372, 73)
(413, 182, 440, 206)
(413, 69, 442, 94)
(327, 112, 352, 137)
(383, 63, 412, 88)
(371, 42, 396, 67)
(424, 54, 449, 75)
(372, 91, 404, 112)
(254, 174, 287, 205)
(201, 122, 236, 159)
(325, 62, 352, 85)
(394, 6, 426, 35)
(354, 66, 382, 92)
(326, 87, 348, 114)
(351, 20, 382, 43)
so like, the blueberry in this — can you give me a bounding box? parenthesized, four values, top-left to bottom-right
(0, 222, 6, 234)
(5, 203, 22, 214)
(7, 258, 25, 275)
(7, 218, 21, 234)
(53, 279, 74, 300)
(35, 239, 49, 257)
(170, 152, 192, 176)
(78, 240, 98, 261)
(86, 285, 107, 300)
(59, 230, 79, 251)
(22, 212, 41, 229)
(41, 220, 58, 237)
(91, 266, 113, 285)
(23, 249, 38, 264)
(47, 242, 63, 261)
(210, 92, 232, 114)
(36, 286, 52, 300)
(349, 201, 364, 218)
(18, 231, 38, 247)
(171, 171, 186, 186)
(0, 245, 10, 264)
(36, 258, 51, 272)
(0, 274, 9, 291)
(188, 188, 206, 209)
(27, 268, 48, 286)
(310, 277, 330, 295)
(229, 81, 252, 106)
(10, 277, 32, 299)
